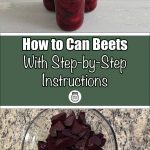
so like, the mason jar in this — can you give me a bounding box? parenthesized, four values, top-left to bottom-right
(85, 0, 97, 12)
(55, 0, 85, 31)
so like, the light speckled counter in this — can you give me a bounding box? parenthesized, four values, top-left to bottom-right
(0, 109, 150, 150)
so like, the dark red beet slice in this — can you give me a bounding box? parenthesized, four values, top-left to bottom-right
(38, 111, 107, 150)
(56, 148, 68, 150)
(88, 144, 98, 150)
(47, 140, 55, 150)
(62, 129, 72, 137)
(46, 134, 56, 143)
(38, 141, 47, 150)
(62, 129, 78, 140)
(55, 137, 75, 148)
(64, 111, 76, 127)
(71, 121, 87, 135)
(78, 112, 86, 124)
(57, 131, 63, 138)
(88, 135, 105, 147)
(100, 138, 106, 147)
(51, 112, 66, 125)
(50, 121, 65, 137)
(85, 124, 92, 130)
(75, 139, 87, 149)
(78, 128, 90, 139)
(90, 131, 95, 136)
(96, 133, 104, 139)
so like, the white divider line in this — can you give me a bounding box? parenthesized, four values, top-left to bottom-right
(0, 106, 149, 109)
(1, 33, 149, 36)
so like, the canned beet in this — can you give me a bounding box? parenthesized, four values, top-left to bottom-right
(55, 0, 85, 31)
(43, 0, 55, 11)
(85, 0, 97, 12)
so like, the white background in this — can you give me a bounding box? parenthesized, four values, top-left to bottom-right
(0, 0, 150, 32)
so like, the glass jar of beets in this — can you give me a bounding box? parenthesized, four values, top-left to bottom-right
(43, 0, 55, 11)
(55, 0, 85, 31)
(85, 0, 97, 12)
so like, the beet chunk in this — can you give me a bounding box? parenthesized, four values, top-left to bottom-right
(75, 139, 87, 149)
(38, 141, 47, 150)
(62, 129, 78, 140)
(50, 121, 65, 137)
(51, 112, 66, 125)
(88, 136, 100, 146)
(71, 121, 87, 135)
(100, 138, 106, 147)
(96, 133, 104, 139)
(47, 140, 55, 150)
(46, 134, 56, 143)
(78, 112, 86, 124)
(85, 124, 91, 130)
(38, 111, 107, 150)
(64, 111, 76, 127)
(88, 135, 106, 147)
(78, 128, 90, 139)
(55, 137, 75, 148)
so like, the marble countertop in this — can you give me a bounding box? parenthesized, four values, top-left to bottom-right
(0, 108, 150, 150)
(0, 0, 150, 32)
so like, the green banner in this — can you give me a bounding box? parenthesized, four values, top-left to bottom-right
(0, 35, 149, 106)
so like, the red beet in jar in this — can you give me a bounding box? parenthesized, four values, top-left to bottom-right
(55, 0, 85, 31)
(85, 0, 97, 12)
(43, 0, 55, 11)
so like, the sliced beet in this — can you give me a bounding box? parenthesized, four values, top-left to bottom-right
(62, 129, 78, 140)
(38, 141, 47, 150)
(46, 134, 56, 143)
(71, 120, 86, 135)
(75, 139, 87, 149)
(47, 140, 55, 150)
(96, 133, 104, 139)
(100, 138, 106, 147)
(78, 128, 90, 139)
(88, 144, 98, 150)
(78, 112, 86, 124)
(85, 124, 91, 130)
(56, 148, 68, 150)
(89, 135, 106, 147)
(38, 111, 106, 150)
(57, 131, 63, 138)
(50, 121, 65, 137)
(69, 145, 76, 150)
(55, 137, 75, 148)
(62, 129, 72, 137)
(88, 135, 103, 147)
(90, 131, 95, 136)
(64, 111, 76, 127)
(51, 112, 66, 125)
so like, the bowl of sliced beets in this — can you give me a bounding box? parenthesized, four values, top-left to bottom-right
(22, 109, 118, 150)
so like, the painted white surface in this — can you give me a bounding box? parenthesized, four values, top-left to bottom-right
(0, 0, 150, 32)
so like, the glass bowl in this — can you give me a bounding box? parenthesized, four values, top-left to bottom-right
(22, 109, 118, 150)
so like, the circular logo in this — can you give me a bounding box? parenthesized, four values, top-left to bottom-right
(68, 90, 82, 104)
